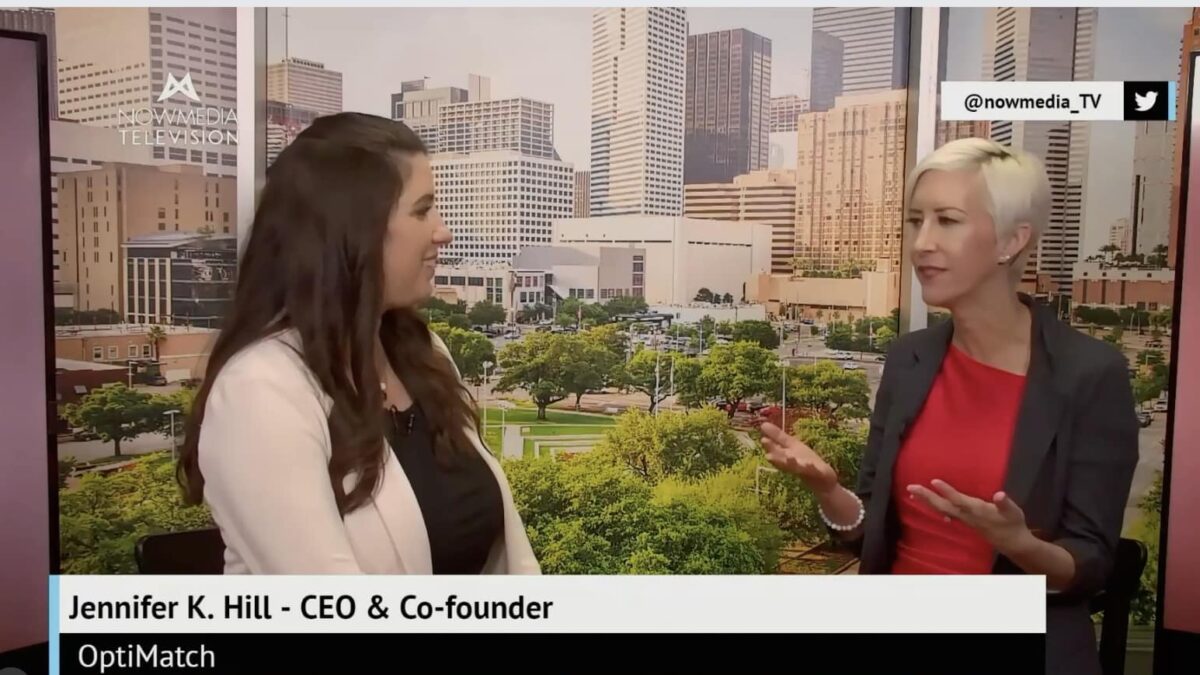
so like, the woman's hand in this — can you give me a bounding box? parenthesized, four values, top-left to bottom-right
(907, 480, 1035, 556)
(759, 421, 840, 496)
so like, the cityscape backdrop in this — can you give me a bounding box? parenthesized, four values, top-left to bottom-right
(1, 8, 1190, 656)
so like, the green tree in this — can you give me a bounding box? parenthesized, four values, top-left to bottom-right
(1104, 324, 1125, 349)
(64, 383, 161, 456)
(429, 322, 497, 385)
(779, 360, 871, 423)
(756, 417, 868, 540)
(715, 321, 734, 337)
(595, 408, 744, 483)
(652, 455, 788, 570)
(722, 292, 734, 304)
(584, 323, 629, 363)
(676, 341, 779, 416)
(731, 320, 781, 349)
(603, 295, 648, 318)
(494, 331, 572, 420)
(668, 357, 703, 407)
(623, 348, 682, 413)
(59, 452, 213, 573)
(1137, 350, 1165, 368)
(563, 333, 621, 410)
(824, 323, 856, 351)
(556, 297, 608, 328)
(467, 300, 506, 327)
(149, 387, 196, 437)
(58, 457, 78, 489)
(146, 325, 167, 360)
(694, 287, 715, 303)
(422, 296, 467, 324)
(1131, 471, 1163, 625)
(446, 313, 471, 330)
(1147, 243, 1170, 268)
(502, 453, 765, 574)
(517, 303, 553, 324)
(873, 325, 897, 351)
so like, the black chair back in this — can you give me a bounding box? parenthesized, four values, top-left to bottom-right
(135, 527, 226, 574)
(1089, 538, 1149, 675)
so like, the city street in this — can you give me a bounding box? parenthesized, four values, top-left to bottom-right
(57, 431, 176, 463)
(1128, 413, 1168, 526)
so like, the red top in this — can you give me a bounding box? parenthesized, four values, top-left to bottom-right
(890, 344, 1027, 574)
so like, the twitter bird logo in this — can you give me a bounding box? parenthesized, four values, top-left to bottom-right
(1125, 82, 1170, 120)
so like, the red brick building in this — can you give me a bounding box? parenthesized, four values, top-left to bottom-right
(1071, 262, 1175, 310)
(54, 358, 125, 434)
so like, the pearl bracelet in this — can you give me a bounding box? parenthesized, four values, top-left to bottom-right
(820, 487, 865, 532)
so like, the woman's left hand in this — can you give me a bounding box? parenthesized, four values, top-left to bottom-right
(907, 479, 1034, 556)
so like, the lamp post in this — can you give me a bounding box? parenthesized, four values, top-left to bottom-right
(482, 360, 493, 434)
(163, 409, 181, 460)
(779, 359, 787, 433)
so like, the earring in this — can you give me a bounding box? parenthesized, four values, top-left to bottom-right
(998, 254, 1013, 265)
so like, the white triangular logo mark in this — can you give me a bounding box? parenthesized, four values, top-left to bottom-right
(158, 72, 200, 103)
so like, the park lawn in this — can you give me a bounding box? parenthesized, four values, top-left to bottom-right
(519, 424, 611, 437)
(481, 427, 503, 456)
(480, 407, 615, 427)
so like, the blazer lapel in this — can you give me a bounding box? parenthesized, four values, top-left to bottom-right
(1001, 302, 1064, 506)
(878, 320, 953, 474)
(341, 447, 433, 574)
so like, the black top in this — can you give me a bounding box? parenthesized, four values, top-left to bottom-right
(383, 404, 503, 574)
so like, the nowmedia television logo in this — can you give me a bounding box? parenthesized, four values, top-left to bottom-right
(157, 72, 201, 103)
(118, 71, 239, 148)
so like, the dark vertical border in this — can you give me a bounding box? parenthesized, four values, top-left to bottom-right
(899, 6, 923, 336)
(0, 24, 58, 576)
(0, 25, 55, 672)
(35, 24, 60, 579)
(1153, 49, 1200, 675)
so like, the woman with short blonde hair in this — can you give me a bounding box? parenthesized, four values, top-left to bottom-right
(762, 137, 1138, 675)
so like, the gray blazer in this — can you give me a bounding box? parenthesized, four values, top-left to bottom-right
(847, 295, 1139, 675)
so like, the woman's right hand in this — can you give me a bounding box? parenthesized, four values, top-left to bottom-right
(759, 421, 840, 496)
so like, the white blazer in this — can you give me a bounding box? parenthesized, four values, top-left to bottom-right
(196, 328, 541, 575)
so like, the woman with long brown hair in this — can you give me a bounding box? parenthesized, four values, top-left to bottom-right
(177, 112, 539, 575)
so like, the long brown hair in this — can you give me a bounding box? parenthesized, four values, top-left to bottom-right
(178, 112, 479, 515)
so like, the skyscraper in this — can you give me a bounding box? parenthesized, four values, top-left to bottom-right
(55, 7, 239, 176)
(983, 7, 1096, 296)
(57, 163, 234, 314)
(811, 8, 909, 112)
(809, 30, 844, 113)
(433, 151, 573, 263)
(769, 95, 809, 134)
(684, 29, 771, 184)
(1131, 120, 1174, 256)
(0, 8, 57, 119)
(1169, 9, 1200, 269)
(575, 171, 591, 218)
(590, 7, 687, 216)
(389, 76, 479, 151)
(266, 57, 343, 117)
(438, 98, 557, 159)
(795, 90, 908, 273)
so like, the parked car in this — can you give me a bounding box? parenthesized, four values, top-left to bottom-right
(1153, 399, 1169, 413)
(842, 362, 861, 371)
(1136, 411, 1153, 427)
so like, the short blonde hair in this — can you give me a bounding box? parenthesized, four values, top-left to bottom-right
(905, 137, 1051, 276)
